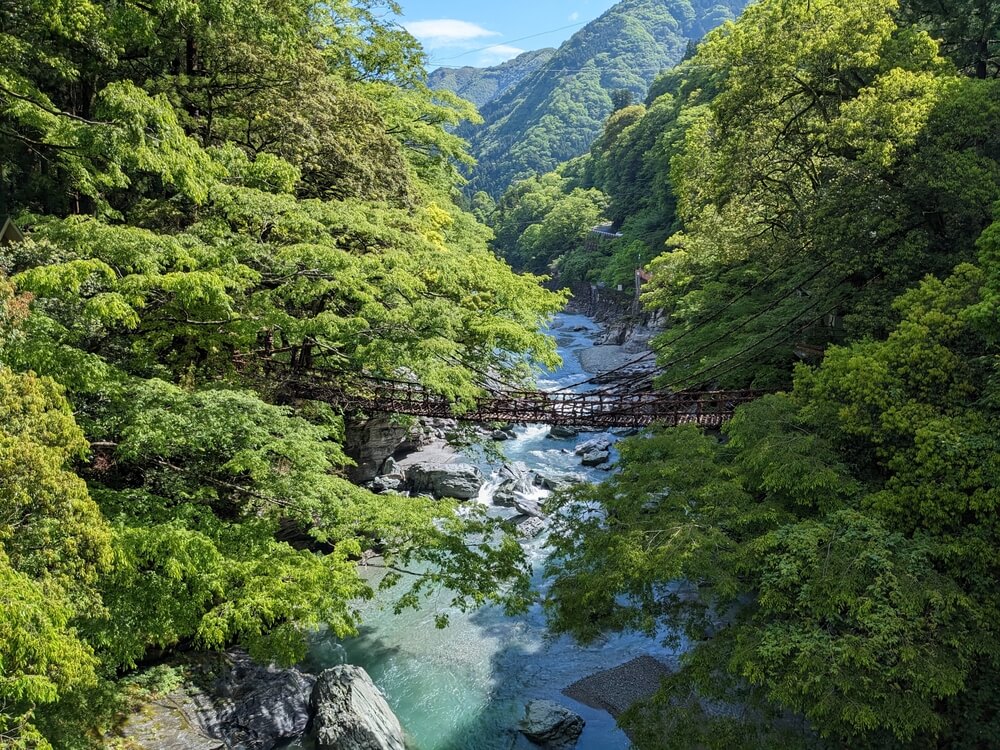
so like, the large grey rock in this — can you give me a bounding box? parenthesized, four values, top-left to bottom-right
(120, 650, 314, 750)
(574, 437, 612, 456)
(407, 462, 484, 500)
(371, 474, 404, 494)
(515, 516, 547, 539)
(213, 653, 314, 746)
(563, 656, 672, 718)
(580, 450, 611, 467)
(380, 457, 403, 477)
(519, 700, 585, 749)
(344, 420, 410, 483)
(310, 666, 405, 750)
(493, 462, 539, 507)
(535, 471, 586, 492)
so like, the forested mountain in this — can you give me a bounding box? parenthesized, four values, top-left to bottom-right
(427, 49, 556, 109)
(459, 0, 748, 195)
(489, 0, 1000, 746)
(0, 1, 561, 745)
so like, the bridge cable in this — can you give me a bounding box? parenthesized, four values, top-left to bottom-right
(574, 257, 837, 396)
(544, 244, 821, 394)
(654, 274, 880, 392)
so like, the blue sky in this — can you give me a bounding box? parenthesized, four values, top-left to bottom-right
(395, 1, 619, 68)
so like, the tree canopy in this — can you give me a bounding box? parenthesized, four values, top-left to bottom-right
(536, 0, 1000, 746)
(0, 1, 564, 745)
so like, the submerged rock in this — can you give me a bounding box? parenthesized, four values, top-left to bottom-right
(519, 700, 585, 749)
(547, 425, 579, 440)
(310, 666, 405, 750)
(406, 462, 484, 500)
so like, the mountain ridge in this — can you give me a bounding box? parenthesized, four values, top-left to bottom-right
(439, 0, 748, 196)
(427, 49, 557, 110)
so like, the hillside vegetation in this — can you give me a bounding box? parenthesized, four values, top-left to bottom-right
(458, 0, 748, 196)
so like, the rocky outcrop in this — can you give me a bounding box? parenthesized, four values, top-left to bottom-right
(120, 650, 314, 750)
(344, 420, 414, 483)
(563, 656, 672, 718)
(515, 516, 547, 539)
(310, 666, 405, 750)
(535, 470, 586, 492)
(406, 462, 484, 500)
(519, 700, 585, 749)
(370, 458, 406, 494)
(493, 462, 539, 507)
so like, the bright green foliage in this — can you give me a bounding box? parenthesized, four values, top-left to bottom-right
(0, 1, 566, 744)
(500, 0, 1000, 746)
(901, 0, 1000, 78)
(495, 0, 1000, 388)
(547, 234, 1000, 745)
(643, 0, 1000, 387)
(490, 172, 610, 278)
(0, 366, 112, 748)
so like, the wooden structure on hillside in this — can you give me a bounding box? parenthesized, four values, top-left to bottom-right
(1, 217, 24, 247)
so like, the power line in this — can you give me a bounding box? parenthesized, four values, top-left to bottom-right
(656, 275, 872, 391)
(425, 21, 589, 64)
(550, 249, 826, 394)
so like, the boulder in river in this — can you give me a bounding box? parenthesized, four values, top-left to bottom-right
(547, 425, 579, 439)
(519, 700, 585, 749)
(534, 471, 586, 491)
(580, 450, 611, 467)
(493, 462, 539, 507)
(515, 516, 547, 539)
(406, 462, 484, 500)
(574, 437, 612, 456)
(310, 666, 405, 750)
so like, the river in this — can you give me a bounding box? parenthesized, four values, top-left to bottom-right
(300, 313, 677, 749)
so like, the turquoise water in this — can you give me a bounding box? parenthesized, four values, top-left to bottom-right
(302, 314, 679, 749)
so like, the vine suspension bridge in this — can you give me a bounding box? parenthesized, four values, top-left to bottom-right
(246, 348, 765, 429)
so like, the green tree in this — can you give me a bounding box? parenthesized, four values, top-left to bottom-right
(547, 231, 1000, 745)
(0, 2, 566, 745)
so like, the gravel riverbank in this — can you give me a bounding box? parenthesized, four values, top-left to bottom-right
(563, 656, 673, 718)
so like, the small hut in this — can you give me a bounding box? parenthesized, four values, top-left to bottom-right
(0, 217, 24, 247)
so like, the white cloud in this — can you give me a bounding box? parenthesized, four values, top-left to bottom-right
(569, 11, 580, 21)
(477, 45, 527, 66)
(404, 19, 500, 47)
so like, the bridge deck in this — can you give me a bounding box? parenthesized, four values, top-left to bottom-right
(260, 361, 762, 428)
